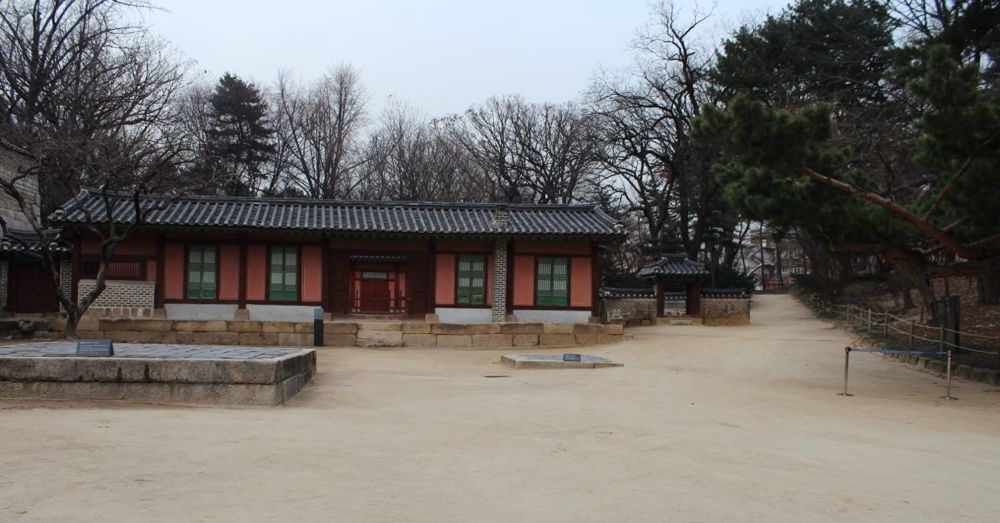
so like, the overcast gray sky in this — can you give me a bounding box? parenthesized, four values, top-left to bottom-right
(148, 0, 785, 116)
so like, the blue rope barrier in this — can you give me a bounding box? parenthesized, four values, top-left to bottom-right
(848, 348, 948, 356)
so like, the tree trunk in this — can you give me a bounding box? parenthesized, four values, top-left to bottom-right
(898, 261, 937, 323)
(901, 284, 915, 309)
(62, 308, 80, 339)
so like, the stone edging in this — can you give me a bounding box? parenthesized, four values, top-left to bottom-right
(39, 319, 626, 348)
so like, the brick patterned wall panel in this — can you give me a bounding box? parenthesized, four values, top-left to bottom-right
(79, 279, 155, 309)
(491, 239, 509, 323)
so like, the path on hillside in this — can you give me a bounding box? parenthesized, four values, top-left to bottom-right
(2, 294, 999, 522)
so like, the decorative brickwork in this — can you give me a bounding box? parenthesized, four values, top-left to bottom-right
(601, 296, 656, 325)
(491, 238, 509, 323)
(78, 279, 155, 317)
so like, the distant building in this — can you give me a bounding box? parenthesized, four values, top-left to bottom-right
(0, 140, 70, 314)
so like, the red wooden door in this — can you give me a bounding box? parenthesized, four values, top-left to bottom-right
(10, 261, 59, 313)
(359, 278, 390, 313)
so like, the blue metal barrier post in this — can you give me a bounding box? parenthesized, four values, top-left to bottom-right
(939, 350, 957, 401)
(837, 346, 853, 397)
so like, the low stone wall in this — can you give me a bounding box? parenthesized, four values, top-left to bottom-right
(701, 298, 750, 326)
(601, 297, 656, 325)
(0, 344, 315, 406)
(43, 318, 625, 348)
(78, 279, 156, 318)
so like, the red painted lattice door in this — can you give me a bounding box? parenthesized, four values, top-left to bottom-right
(359, 276, 391, 313)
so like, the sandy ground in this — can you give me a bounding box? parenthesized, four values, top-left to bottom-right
(2, 295, 999, 522)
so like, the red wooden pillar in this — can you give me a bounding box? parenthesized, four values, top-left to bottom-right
(154, 233, 165, 308)
(321, 235, 331, 314)
(426, 240, 436, 317)
(237, 236, 247, 311)
(687, 280, 702, 316)
(590, 243, 600, 319)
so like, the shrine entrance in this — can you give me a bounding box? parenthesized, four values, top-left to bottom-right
(350, 256, 407, 315)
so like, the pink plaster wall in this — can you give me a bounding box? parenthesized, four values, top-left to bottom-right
(301, 245, 322, 302)
(435, 253, 455, 305)
(163, 243, 184, 300)
(246, 244, 266, 301)
(570, 257, 592, 307)
(512, 255, 535, 307)
(219, 244, 240, 301)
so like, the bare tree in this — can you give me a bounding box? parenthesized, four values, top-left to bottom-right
(358, 104, 486, 201)
(274, 65, 368, 198)
(511, 102, 601, 204)
(589, 1, 734, 265)
(0, 0, 193, 337)
(447, 95, 600, 204)
(447, 95, 529, 202)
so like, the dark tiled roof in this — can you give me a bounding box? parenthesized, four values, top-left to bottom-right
(638, 253, 709, 278)
(0, 228, 70, 253)
(50, 189, 625, 239)
(663, 288, 749, 300)
(599, 287, 656, 298)
(703, 288, 750, 299)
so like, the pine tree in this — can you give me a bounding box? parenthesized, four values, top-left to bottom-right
(203, 73, 275, 195)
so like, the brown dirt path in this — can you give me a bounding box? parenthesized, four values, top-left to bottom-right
(2, 294, 999, 522)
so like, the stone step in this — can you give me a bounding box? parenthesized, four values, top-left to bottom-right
(355, 327, 403, 347)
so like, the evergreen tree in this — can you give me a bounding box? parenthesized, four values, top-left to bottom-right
(695, 0, 1000, 310)
(202, 73, 276, 195)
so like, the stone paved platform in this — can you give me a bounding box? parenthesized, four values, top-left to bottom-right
(501, 354, 623, 369)
(0, 342, 297, 360)
(0, 342, 316, 406)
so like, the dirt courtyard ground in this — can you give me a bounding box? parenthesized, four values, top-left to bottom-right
(3, 295, 999, 522)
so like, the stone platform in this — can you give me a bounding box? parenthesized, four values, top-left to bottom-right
(500, 354, 623, 369)
(0, 342, 316, 406)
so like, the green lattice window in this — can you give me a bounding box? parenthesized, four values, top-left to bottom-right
(269, 246, 298, 301)
(187, 245, 217, 299)
(535, 256, 568, 306)
(456, 254, 487, 304)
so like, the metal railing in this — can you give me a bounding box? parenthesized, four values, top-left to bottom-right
(804, 295, 1000, 366)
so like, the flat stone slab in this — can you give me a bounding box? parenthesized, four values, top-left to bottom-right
(0, 341, 296, 359)
(0, 342, 316, 406)
(501, 354, 623, 369)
